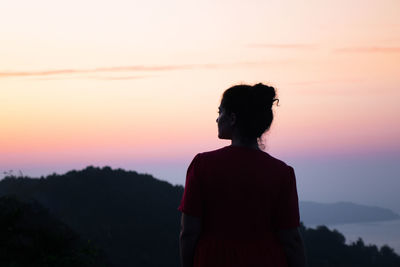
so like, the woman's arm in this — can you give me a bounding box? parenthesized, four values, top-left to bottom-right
(278, 227, 307, 267)
(179, 213, 202, 267)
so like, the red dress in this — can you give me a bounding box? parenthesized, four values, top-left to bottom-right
(178, 145, 300, 267)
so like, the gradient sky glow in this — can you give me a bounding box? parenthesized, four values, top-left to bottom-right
(1, 1, 400, 212)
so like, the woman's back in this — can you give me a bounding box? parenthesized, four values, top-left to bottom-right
(178, 83, 305, 267)
(179, 145, 300, 267)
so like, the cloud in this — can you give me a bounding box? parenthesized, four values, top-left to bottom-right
(0, 61, 286, 79)
(246, 43, 316, 49)
(0, 63, 231, 79)
(0, 65, 194, 78)
(30, 75, 152, 81)
(0, 69, 83, 77)
(334, 46, 400, 53)
(91, 75, 152, 80)
(284, 79, 362, 86)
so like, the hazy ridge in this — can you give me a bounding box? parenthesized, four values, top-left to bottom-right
(300, 201, 400, 226)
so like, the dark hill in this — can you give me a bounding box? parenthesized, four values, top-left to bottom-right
(0, 195, 107, 267)
(300, 224, 400, 267)
(0, 166, 399, 267)
(0, 166, 183, 267)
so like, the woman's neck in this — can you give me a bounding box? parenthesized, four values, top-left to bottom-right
(231, 137, 260, 150)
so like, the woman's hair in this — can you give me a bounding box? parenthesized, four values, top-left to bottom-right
(221, 83, 278, 141)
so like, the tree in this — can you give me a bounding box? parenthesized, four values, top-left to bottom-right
(0, 195, 108, 267)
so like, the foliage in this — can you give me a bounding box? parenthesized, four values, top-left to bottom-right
(0, 167, 183, 267)
(300, 223, 400, 267)
(1, 166, 399, 267)
(0, 195, 107, 267)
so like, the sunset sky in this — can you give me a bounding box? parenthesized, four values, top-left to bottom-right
(1, 1, 400, 212)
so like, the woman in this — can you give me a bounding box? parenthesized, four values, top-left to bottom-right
(178, 83, 306, 267)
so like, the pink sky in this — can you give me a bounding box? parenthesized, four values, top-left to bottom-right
(1, 0, 400, 211)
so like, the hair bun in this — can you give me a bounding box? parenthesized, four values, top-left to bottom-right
(251, 83, 277, 109)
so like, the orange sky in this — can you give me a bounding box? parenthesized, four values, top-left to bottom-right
(1, 0, 400, 195)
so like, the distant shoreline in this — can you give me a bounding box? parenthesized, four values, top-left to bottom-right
(320, 219, 400, 255)
(306, 217, 400, 228)
(300, 201, 400, 226)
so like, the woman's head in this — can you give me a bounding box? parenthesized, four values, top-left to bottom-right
(217, 83, 278, 142)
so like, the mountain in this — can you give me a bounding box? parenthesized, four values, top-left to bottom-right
(0, 166, 183, 267)
(300, 201, 400, 226)
(0, 166, 399, 267)
(0, 195, 108, 267)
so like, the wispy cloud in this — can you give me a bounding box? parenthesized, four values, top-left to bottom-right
(334, 46, 400, 53)
(283, 79, 363, 86)
(246, 43, 316, 49)
(0, 65, 194, 78)
(91, 75, 152, 80)
(30, 75, 152, 81)
(0, 61, 289, 79)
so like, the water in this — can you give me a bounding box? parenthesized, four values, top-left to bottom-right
(317, 219, 400, 254)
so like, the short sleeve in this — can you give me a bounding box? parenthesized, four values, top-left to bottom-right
(178, 153, 203, 218)
(276, 166, 300, 229)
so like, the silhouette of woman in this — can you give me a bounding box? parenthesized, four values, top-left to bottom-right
(178, 83, 306, 267)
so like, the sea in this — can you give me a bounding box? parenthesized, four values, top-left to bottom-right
(309, 219, 400, 255)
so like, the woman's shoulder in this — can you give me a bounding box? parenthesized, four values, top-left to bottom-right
(197, 146, 231, 156)
(263, 153, 292, 170)
(190, 146, 229, 165)
(196, 146, 292, 170)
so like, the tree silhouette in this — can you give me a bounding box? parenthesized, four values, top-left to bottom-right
(0, 195, 108, 267)
(0, 167, 399, 267)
